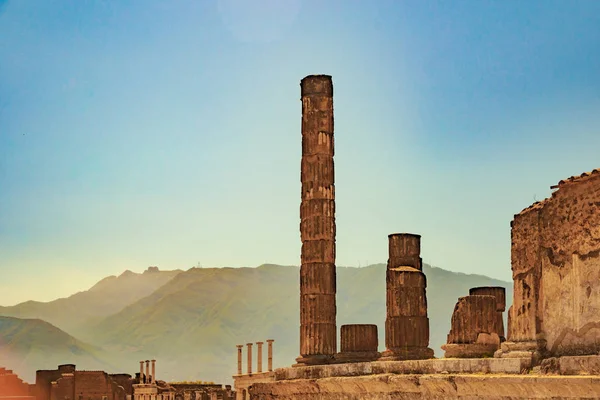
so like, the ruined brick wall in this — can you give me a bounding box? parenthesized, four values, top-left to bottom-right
(509, 170, 600, 356)
(74, 371, 112, 400)
(54, 375, 75, 400)
(0, 367, 32, 396)
(539, 173, 600, 355)
(36, 370, 62, 400)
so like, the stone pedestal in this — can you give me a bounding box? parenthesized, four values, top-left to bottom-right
(296, 75, 337, 366)
(335, 324, 380, 363)
(442, 294, 502, 358)
(380, 234, 434, 361)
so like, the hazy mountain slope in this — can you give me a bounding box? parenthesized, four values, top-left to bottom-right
(0, 316, 115, 383)
(90, 264, 512, 385)
(0, 268, 182, 337)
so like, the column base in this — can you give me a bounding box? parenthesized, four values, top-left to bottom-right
(333, 351, 381, 364)
(293, 354, 335, 367)
(494, 340, 547, 365)
(441, 343, 499, 358)
(378, 347, 434, 361)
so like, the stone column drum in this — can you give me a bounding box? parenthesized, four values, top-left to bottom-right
(296, 75, 337, 366)
(380, 233, 434, 360)
(470, 286, 506, 341)
(335, 324, 380, 362)
(442, 294, 502, 358)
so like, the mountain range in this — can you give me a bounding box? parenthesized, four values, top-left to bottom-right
(0, 264, 513, 385)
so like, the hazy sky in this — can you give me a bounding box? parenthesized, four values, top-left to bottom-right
(1, 0, 599, 306)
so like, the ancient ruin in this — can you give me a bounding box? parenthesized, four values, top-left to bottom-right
(335, 324, 379, 363)
(0, 367, 35, 400)
(228, 74, 600, 399)
(297, 74, 337, 366)
(36, 364, 133, 400)
(442, 286, 506, 358)
(233, 340, 276, 399)
(498, 169, 600, 363)
(380, 233, 434, 360)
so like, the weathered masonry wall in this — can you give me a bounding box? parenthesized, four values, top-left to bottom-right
(507, 170, 600, 357)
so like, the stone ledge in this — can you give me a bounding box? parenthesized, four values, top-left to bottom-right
(274, 358, 530, 381)
(249, 374, 600, 400)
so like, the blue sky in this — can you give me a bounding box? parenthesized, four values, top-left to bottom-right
(1, 0, 599, 306)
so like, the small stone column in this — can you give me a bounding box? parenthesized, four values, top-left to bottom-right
(256, 342, 264, 373)
(145, 360, 150, 384)
(336, 324, 379, 362)
(267, 339, 274, 372)
(246, 343, 253, 375)
(139, 361, 144, 383)
(236, 345, 243, 375)
(151, 359, 156, 383)
(380, 233, 434, 361)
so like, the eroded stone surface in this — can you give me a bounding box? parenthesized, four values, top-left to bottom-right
(298, 75, 337, 364)
(248, 374, 600, 400)
(505, 170, 600, 359)
(383, 234, 433, 360)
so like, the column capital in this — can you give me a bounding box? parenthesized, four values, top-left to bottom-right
(246, 343, 253, 346)
(236, 344, 243, 349)
(256, 341, 264, 345)
(266, 339, 274, 343)
(151, 359, 156, 362)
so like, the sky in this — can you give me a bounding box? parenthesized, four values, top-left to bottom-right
(1, 0, 599, 306)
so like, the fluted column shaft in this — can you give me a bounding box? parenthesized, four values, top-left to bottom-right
(298, 75, 337, 362)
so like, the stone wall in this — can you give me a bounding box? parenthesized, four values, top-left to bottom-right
(0, 367, 35, 400)
(507, 170, 600, 357)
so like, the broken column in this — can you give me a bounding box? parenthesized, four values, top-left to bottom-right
(470, 286, 506, 341)
(442, 292, 503, 358)
(145, 360, 150, 383)
(380, 233, 434, 360)
(139, 361, 144, 383)
(335, 324, 380, 362)
(267, 339, 274, 372)
(296, 75, 337, 366)
(246, 343, 253, 375)
(256, 342, 263, 373)
(236, 345, 243, 375)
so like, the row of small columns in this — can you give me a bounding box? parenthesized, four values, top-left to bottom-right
(139, 359, 156, 384)
(236, 340, 274, 375)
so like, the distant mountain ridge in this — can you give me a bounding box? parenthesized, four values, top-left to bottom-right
(0, 316, 115, 382)
(0, 264, 512, 385)
(0, 267, 182, 337)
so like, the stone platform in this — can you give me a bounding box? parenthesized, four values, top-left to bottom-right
(234, 356, 600, 399)
(249, 374, 600, 399)
(274, 358, 531, 381)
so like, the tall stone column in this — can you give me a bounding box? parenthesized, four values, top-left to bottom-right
(246, 343, 253, 375)
(151, 360, 156, 383)
(139, 361, 144, 383)
(236, 345, 243, 375)
(267, 339, 274, 372)
(256, 342, 263, 373)
(145, 360, 150, 383)
(381, 233, 434, 360)
(296, 74, 337, 366)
